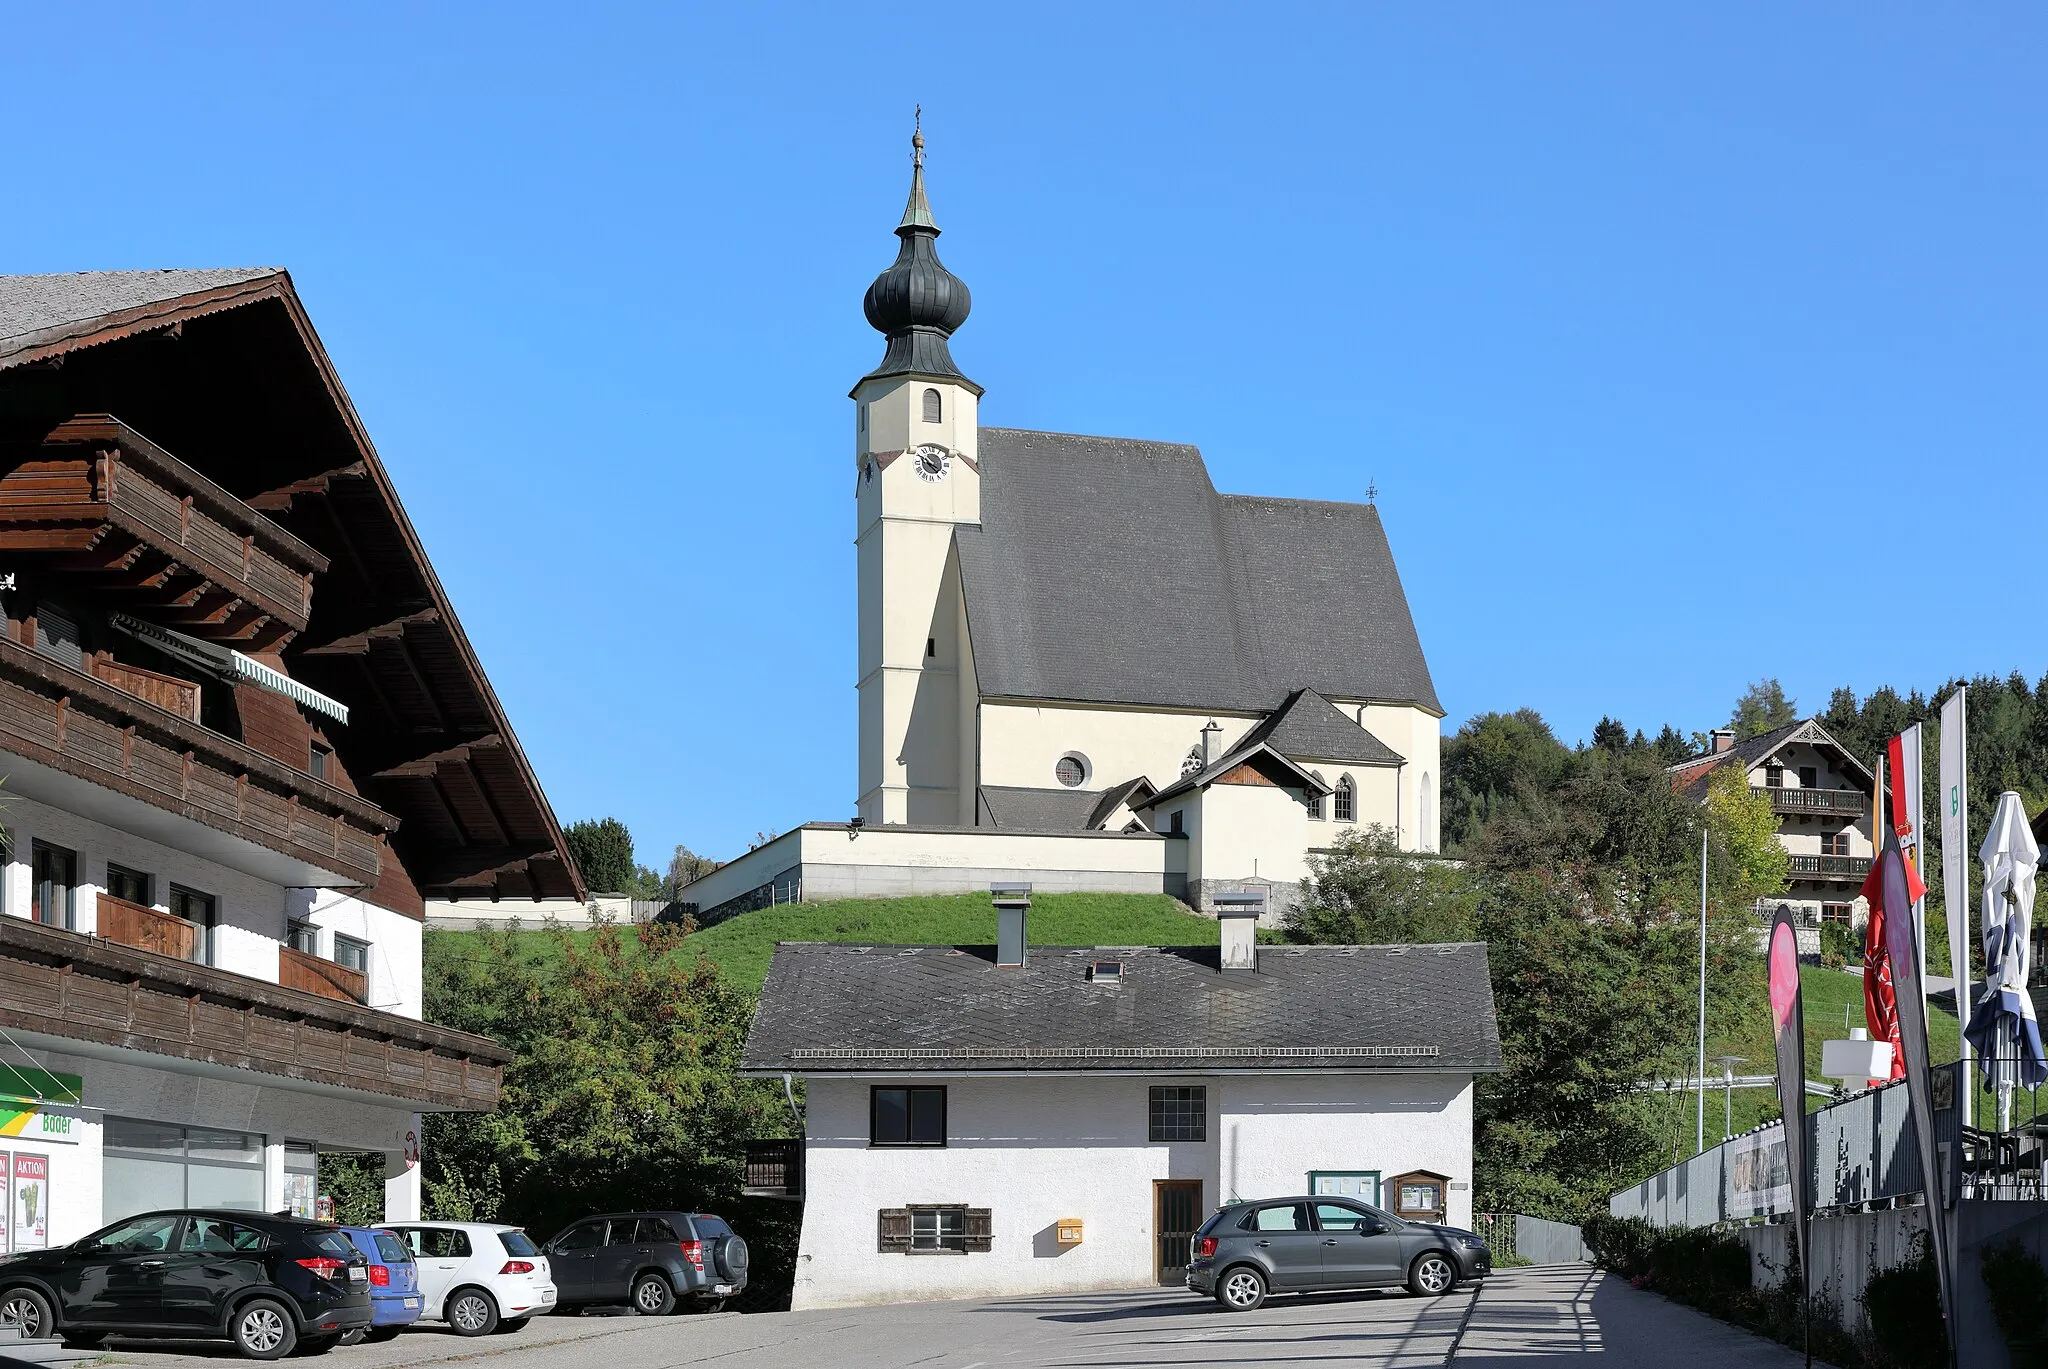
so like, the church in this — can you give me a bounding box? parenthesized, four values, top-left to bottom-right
(678, 132, 1444, 924)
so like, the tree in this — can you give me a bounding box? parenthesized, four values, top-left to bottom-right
(1702, 763, 1788, 906)
(664, 844, 720, 900)
(563, 817, 637, 894)
(1286, 826, 1475, 946)
(1441, 710, 1576, 854)
(1729, 679, 1797, 740)
(1650, 724, 1692, 766)
(1590, 716, 1630, 753)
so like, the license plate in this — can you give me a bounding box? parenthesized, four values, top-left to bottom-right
(348, 1267, 367, 1283)
(403, 1298, 420, 1309)
(541, 1289, 556, 1304)
(713, 1284, 735, 1295)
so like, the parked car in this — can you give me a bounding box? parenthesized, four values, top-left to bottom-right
(0, 1208, 370, 1359)
(384, 1222, 554, 1336)
(540, 1212, 748, 1315)
(335, 1226, 422, 1343)
(1184, 1196, 1491, 1311)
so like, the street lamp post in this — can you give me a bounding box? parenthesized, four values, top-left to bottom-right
(1715, 1054, 1747, 1141)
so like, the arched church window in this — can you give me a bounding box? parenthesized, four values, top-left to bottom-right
(1420, 773, 1434, 851)
(1055, 752, 1091, 788)
(1306, 771, 1325, 820)
(1335, 775, 1356, 823)
(923, 388, 942, 424)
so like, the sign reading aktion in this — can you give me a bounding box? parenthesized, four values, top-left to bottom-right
(13, 1152, 48, 1251)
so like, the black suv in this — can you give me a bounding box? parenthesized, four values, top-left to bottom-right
(1185, 1197, 1490, 1311)
(541, 1212, 748, 1315)
(0, 1209, 371, 1359)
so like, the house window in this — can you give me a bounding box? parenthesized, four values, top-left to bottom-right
(1764, 765, 1784, 789)
(1799, 766, 1818, 789)
(1334, 775, 1356, 823)
(33, 604, 82, 670)
(334, 934, 370, 974)
(1306, 772, 1325, 820)
(912, 1206, 965, 1252)
(1169, 810, 1184, 835)
(871, 1086, 947, 1146)
(1148, 1085, 1207, 1142)
(925, 637, 936, 659)
(32, 841, 77, 929)
(106, 863, 152, 907)
(922, 388, 942, 424)
(1820, 832, 1851, 858)
(287, 920, 320, 955)
(1821, 903, 1852, 924)
(309, 741, 331, 781)
(169, 886, 219, 965)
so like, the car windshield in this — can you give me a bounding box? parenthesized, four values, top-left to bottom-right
(498, 1230, 540, 1257)
(373, 1233, 409, 1263)
(691, 1216, 731, 1238)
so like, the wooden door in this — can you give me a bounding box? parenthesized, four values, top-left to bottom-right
(1154, 1180, 1203, 1285)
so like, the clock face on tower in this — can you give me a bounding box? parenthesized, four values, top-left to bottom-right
(912, 443, 952, 482)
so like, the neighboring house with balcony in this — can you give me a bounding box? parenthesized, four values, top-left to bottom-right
(1668, 719, 1875, 928)
(739, 899, 1501, 1308)
(0, 269, 581, 1248)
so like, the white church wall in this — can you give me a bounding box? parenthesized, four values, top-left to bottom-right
(1352, 703, 1443, 851)
(1197, 783, 1312, 887)
(979, 700, 1259, 796)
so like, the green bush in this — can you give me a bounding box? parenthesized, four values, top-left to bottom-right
(1861, 1231, 1948, 1369)
(1821, 921, 1859, 964)
(1583, 1212, 1657, 1278)
(1982, 1238, 2048, 1346)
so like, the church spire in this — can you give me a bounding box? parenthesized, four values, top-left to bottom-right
(858, 114, 980, 394)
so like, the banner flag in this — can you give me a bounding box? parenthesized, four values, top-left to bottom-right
(1939, 689, 1971, 1125)
(1768, 905, 1812, 1326)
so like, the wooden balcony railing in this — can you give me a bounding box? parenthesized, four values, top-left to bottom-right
(1786, 854, 1873, 881)
(95, 893, 197, 961)
(1756, 785, 1867, 817)
(278, 945, 368, 1004)
(0, 635, 392, 886)
(743, 1139, 803, 1199)
(0, 914, 507, 1112)
(88, 654, 201, 722)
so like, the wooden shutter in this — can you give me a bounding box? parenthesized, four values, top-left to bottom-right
(877, 1208, 912, 1253)
(963, 1208, 993, 1253)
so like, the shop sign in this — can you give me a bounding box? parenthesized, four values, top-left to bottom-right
(12, 1153, 48, 1251)
(0, 1067, 84, 1147)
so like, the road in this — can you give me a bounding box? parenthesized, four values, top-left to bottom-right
(96, 1266, 1822, 1368)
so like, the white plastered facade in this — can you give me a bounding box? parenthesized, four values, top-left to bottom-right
(789, 1070, 1475, 1309)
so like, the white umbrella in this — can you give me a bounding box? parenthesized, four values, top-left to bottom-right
(1964, 791, 2046, 1130)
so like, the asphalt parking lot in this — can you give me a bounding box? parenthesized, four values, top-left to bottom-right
(94, 1266, 1820, 1368)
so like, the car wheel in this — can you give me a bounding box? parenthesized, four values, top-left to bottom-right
(631, 1273, 676, 1316)
(490, 1317, 531, 1334)
(232, 1298, 299, 1360)
(1409, 1252, 1457, 1296)
(0, 1287, 53, 1340)
(445, 1288, 499, 1337)
(363, 1326, 403, 1344)
(1215, 1266, 1267, 1312)
(293, 1332, 342, 1356)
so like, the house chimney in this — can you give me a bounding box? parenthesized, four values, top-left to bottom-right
(1200, 719, 1223, 768)
(1711, 729, 1736, 755)
(992, 883, 1031, 968)
(1213, 893, 1263, 972)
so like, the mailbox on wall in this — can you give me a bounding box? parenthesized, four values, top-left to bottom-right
(1056, 1218, 1084, 1245)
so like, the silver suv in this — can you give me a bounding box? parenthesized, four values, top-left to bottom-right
(1184, 1197, 1490, 1311)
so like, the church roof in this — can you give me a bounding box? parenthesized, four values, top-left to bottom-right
(1243, 688, 1404, 767)
(979, 785, 1106, 831)
(954, 428, 1439, 716)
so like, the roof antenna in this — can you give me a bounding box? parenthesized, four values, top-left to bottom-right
(1365, 477, 1378, 505)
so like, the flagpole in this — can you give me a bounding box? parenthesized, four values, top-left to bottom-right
(1698, 825, 1708, 1155)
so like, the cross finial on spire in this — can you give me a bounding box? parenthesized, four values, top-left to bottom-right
(1366, 477, 1378, 504)
(899, 106, 936, 231)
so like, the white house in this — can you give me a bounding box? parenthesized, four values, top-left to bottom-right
(682, 129, 1444, 924)
(740, 903, 1502, 1308)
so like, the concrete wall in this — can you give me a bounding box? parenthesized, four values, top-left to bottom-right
(1737, 1205, 1925, 1334)
(424, 894, 648, 933)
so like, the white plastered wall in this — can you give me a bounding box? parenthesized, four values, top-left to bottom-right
(1349, 703, 1443, 852)
(792, 1069, 1476, 1309)
(1197, 783, 1313, 887)
(979, 701, 1257, 797)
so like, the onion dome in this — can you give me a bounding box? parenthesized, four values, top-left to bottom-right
(858, 121, 980, 394)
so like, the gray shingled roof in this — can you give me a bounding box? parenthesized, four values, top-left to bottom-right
(979, 785, 1106, 831)
(954, 429, 1440, 715)
(0, 269, 280, 366)
(1667, 718, 1873, 800)
(742, 941, 1501, 1073)
(1245, 688, 1403, 766)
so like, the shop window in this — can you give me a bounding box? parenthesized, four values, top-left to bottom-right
(103, 1119, 263, 1223)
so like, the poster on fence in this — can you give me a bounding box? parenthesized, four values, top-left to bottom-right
(1728, 1127, 1791, 1217)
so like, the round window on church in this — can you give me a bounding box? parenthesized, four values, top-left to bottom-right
(1054, 753, 1090, 788)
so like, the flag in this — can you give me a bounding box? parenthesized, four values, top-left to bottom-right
(1939, 689, 1971, 1121)
(1768, 906, 1812, 1311)
(1863, 855, 1911, 1082)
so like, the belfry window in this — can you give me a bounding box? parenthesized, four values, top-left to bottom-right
(922, 388, 942, 424)
(1335, 775, 1356, 822)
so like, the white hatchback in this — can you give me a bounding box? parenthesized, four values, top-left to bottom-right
(385, 1222, 556, 1337)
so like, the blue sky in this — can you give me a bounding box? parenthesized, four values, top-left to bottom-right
(3, 5, 2042, 865)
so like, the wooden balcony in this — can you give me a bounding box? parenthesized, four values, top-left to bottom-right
(0, 913, 507, 1112)
(278, 944, 368, 1004)
(0, 634, 393, 887)
(1757, 785, 1867, 818)
(89, 653, 201, 722)
(0, 415, 328, 649)
(743, 1138, 803, 1199)
(96, 893, 197, 961)
(1786, 854, 1873, 882)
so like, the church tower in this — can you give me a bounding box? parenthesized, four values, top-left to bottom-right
(853, 123, 982, 825)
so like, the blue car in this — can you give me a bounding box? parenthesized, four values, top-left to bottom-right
(336, 1227, 422, 1343)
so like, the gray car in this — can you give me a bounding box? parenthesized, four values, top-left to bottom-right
(1184, 1197, 1490, 1311)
